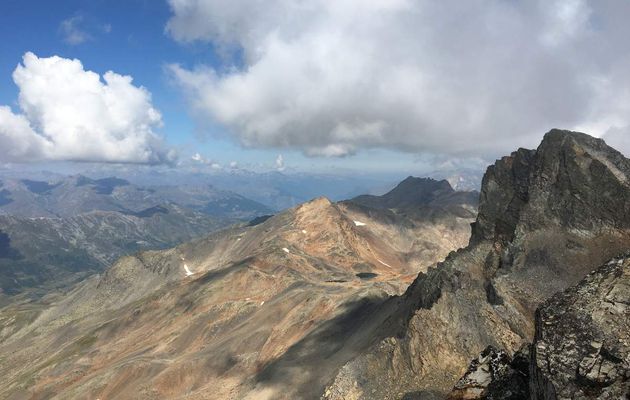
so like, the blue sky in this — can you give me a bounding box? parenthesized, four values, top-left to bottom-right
(0, 0, 436, 174)
(1, 1, 629, 176)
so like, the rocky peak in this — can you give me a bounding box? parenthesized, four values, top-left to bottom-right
(297, 196, 333, 212)
(382, 176, 454, 205)
(471, 147, 536, 245)
(447, 345, 529, 400)
(471, 129, 630, 246)
(324, 130, 630, 399)
(396, 176, 454, 194)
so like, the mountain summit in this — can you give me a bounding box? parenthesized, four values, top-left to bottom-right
(325, 129, 630, 399)
(352, 177, 454, 208)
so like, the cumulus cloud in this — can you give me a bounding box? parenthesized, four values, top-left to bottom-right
(0, 52, 175, 164)
(167, 0, 630, 157)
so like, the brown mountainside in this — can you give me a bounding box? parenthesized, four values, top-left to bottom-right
(0, 180, 476, 399)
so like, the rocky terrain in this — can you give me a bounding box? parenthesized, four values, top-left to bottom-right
(448, 253, 630, 400)
(529, 254, 630, 399)
(324, 129, 630, 399)
(0, 178, 477, 399)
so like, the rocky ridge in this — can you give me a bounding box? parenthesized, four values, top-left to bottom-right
(324, 130, 630, 399)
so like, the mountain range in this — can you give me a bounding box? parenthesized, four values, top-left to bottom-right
(0, 175, 478, 399)
(0, 175, 272, 219)
(0, 130, 629, 399)
(0, 176, 273, 299)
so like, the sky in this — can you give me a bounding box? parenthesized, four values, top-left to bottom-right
(1, 0, 630, 176)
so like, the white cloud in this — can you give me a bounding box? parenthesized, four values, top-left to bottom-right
(191, 152, 203, 162)
(0, 52, 174, 164)
(167, 0, 630, 158)
(275, 154, 285, 171)
(191, 152, 221, 168)
(59, 16, 91, 45)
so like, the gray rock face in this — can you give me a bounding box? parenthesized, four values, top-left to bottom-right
(470, 147, 536, 245)
(473, 130, 630, 245)
(451, 255, 630, 400)
(325, 130, 630, 399)
(530, 255, 630, 400)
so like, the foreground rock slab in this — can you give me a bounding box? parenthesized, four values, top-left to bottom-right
(530, 255, 630, 399)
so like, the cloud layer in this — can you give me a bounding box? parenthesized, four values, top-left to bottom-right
(0, 53, 174, 164)
(167, 0, 630, 157)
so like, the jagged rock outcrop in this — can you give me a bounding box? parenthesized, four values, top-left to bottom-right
(530, 254, 630, 399)
(450, 254, 630, 399)
(325, 130, 630, 399)
(447, 345, 529, 400)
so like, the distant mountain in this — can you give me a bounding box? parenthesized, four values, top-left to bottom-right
(197, 171, 396, 211)
(70, 168, 399, 211)
(0, 174, 272, 298)
(350, 176, 478, 214)
(0, 178, 478, 398)
(0, 174, 272, 219)
(0, 203, 232, 298)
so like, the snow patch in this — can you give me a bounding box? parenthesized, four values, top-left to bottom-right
(260, 301, 265, 306)
(282, 247, 290, 254)
(377, 259, 392, 268)
(354, 220, 366, 226)
(302, 229, 307, 234)
(184, 264, 194, 276)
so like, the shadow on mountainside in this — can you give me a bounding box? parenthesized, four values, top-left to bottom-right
(253, 293, 401, 399)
